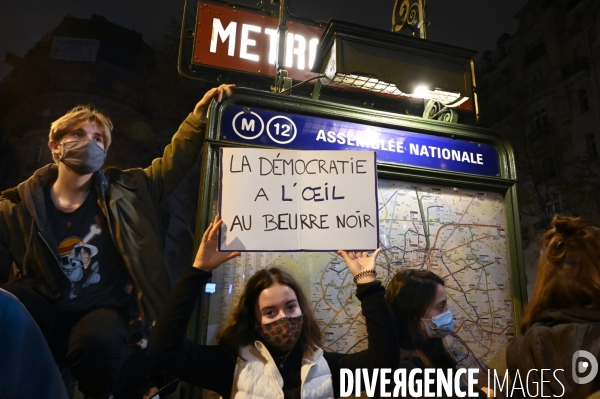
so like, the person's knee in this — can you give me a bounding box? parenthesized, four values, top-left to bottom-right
(68, 309, 127, 359)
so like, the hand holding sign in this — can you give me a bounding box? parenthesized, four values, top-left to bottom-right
(337, 249, 381, 283)
(193, 216, 241, 272)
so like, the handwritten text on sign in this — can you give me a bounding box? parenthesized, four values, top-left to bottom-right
(218, 148, 378, 252)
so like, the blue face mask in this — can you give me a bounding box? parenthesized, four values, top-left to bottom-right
(422, 310, 455, 338)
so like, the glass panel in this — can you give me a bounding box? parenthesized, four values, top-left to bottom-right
(205, 177, 516, 370)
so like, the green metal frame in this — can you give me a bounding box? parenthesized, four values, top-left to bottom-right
(187, 87, 526, 398)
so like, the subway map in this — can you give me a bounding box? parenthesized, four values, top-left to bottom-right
(205, 178, 515, 371)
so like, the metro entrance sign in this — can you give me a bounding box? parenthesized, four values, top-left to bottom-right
(193, 3, 323, 81)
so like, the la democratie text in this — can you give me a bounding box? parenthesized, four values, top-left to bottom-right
(230, 153, 369, 176)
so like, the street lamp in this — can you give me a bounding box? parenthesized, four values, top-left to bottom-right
(310, 20, 478, 122)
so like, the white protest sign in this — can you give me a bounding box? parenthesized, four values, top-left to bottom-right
(218, 148, 378, 251)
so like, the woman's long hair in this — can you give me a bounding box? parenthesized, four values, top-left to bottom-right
(521, 215, 600, 332)
(385, 269, 456, 369)
(216, 267, 322, 357)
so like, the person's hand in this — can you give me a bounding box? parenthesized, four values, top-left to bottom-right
(337, 248, 381, 283)
(193, 216, 240, 271)
(193, 84, 235, 121)
(481, 387, 495, 398)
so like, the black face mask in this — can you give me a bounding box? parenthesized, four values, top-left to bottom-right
(59, 140, 106, 175)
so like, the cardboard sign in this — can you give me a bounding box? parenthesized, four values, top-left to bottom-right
(218, 148, 378, 251)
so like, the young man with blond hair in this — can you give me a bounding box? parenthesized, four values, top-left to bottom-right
(0, 84, 234, 398)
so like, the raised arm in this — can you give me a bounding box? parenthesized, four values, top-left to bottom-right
(337, 249, 381, 284)
(143, 85, 235, 206)
(325, 249, 401, 396)
(148, 216, 240, 395)
(192, 215, 241, 271)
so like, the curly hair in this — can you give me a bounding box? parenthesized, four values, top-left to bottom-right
(521, 215, 600, 332)
(216, 267, 322, 357)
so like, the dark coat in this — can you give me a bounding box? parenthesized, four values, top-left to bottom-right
(506, 308, 600, 398)
(0, 114, 205, 321)
(0, 288, 68, 399)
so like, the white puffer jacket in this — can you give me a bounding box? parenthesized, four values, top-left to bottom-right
(231, 341, 334, 399)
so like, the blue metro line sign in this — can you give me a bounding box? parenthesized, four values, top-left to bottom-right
(220, 104, 500, 177)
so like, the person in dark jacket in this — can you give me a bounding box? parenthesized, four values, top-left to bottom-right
(0, 288, 68, 399)
(149, 216, 400, 399)
(0, 84, 234, 398)
(506, 215, 600, 398)
(385, 269, 489, 398)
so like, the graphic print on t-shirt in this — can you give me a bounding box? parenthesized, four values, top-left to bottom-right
(57, 224, 102, 299)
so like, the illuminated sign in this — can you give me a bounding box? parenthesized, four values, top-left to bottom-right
(194, 3, 323, 81)
(220, 104, 500, 176)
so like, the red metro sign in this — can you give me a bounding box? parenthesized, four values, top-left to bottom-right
(193, 3, 324, 81)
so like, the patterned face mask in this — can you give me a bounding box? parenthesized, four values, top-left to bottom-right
(259, 315, 303, 352)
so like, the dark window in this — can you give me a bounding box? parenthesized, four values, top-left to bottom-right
(524, 40, 547, 66)
(586, 133, 598, 159)
(558, 95, 571, 116)
(542, 156, 558, 179)
(545, 194, 562, 215)
(579, 89, 590, 113)
(533, 107, 548, 129)
(528, 66, 549, 90)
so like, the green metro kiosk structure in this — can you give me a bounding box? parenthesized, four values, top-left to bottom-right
(182, 12, 526, 399)
(192, 87, 525, 373)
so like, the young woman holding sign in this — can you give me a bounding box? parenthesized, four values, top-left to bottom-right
(149, 216, 399, 399)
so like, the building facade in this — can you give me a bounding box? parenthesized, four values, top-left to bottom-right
(477, 0, 600, 294)
(0, 15, 156, 190)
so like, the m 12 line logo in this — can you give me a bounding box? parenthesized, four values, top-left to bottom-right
(231, 111, 297, 144)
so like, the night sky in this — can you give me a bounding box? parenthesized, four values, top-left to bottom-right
(0, 0, 528, 80)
